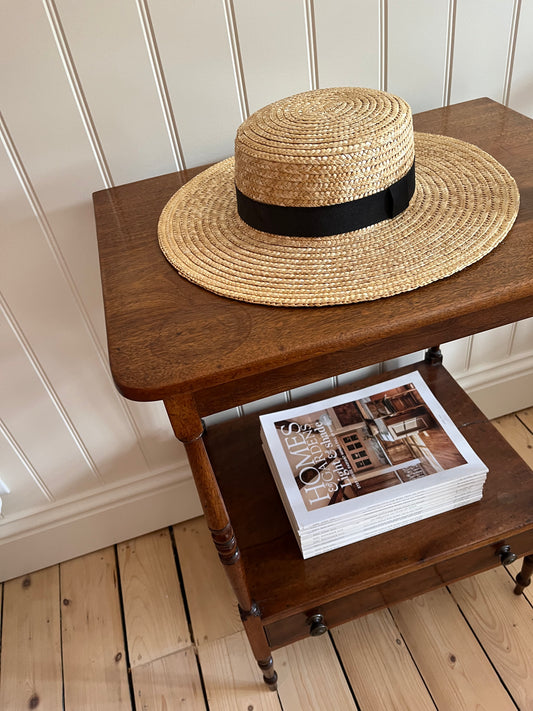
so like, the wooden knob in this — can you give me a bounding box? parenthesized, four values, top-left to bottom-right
(307, 613, 328, 636)
(498, 545, 517, 566)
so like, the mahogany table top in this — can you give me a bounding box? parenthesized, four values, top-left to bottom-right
(93, 98, 533, 409)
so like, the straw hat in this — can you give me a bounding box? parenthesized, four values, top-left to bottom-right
(158, 87, 519, 307)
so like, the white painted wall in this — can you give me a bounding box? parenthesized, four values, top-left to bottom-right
(1, 0, 532, 581)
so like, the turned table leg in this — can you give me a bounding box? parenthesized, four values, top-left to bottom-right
(514, 554, 533, 595)
(165, 394, 278, 690)
(239, 603, 278, 689)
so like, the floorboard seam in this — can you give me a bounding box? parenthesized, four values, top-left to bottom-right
(113, 545, 137, 711)
(169, 525, 211, 710)
(385, 606, 439, 710)
(446, 584, 521, 711)
(57, 565, 67, 711)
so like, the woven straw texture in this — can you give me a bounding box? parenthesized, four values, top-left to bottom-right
(235, 87, 414, 207)
(158, 88, 519, 307)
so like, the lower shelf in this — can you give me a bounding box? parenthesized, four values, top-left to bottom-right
(204, 361, 533, 648)
(263, 529, 533, 649)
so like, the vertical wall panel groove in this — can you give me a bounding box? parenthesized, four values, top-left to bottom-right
(506, 323, 518, 357)
(443, 0, 457, 105)
(464, 335, 474, 372)
(388, 0, 449, 113)
(135, 0, 185, 171)
(451, 0, 515, 105)
(303, 0, 319, 90)
(508, 318, 533, 357)
(42, 0, 113, 188)
(508, 0, 533, 116)
(502, 0, 522, 106)
(231, 0, 310, 113)
(0, 292, 103, 483)
(0, 113, 104, 357)
(0, 113, 154, 476)
(53, 0, 179, 184)
(0, 420, 55, 502)
(148, 0, 242, 166)
(1, 1, 531, 575)
(314, 1, 379, 97)
(379, 0, 388, 91)
(221, 0, 249, 121)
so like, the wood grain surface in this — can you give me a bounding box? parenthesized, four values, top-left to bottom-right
(94, 99, 533, 406)
(198, 631, 283, 711)
(331, 609, 435, 711)
(493, 409, 533, 469)
(117, 528, 190, 666)
(1, 408, 532, 709)
(273, 635, 358, 710)
(173, 517, 243, 645)
(390, 587, 517, 710)
(205, 362, 533, 628)
(449, 567, 533, 710)
(60, 548, 131, 711)
(131, 648, 207, 711)
(0, 568, 62, 711)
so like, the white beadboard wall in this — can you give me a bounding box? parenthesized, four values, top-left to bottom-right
(1, 0, 532, 581)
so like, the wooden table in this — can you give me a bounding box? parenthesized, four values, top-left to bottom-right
(94, 98, 533, 690)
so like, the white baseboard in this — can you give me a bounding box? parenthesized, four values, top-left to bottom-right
(1, 352, 531, 582)
(456, 351, 533, 419)
(0, 466, 202, 582)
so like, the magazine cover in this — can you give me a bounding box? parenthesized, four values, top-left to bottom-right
(260, 371, 487, 531)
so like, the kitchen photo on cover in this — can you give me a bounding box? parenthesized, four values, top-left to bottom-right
(273, 382, 467, 512)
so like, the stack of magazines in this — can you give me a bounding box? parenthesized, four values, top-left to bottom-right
(260, 371, 487, 559)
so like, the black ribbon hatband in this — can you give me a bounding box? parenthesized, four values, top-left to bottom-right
(236, 161, 416, 238)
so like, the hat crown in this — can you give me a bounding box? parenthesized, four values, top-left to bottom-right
(234, 87, 415, 208)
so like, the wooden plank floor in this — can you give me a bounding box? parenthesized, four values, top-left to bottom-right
(1, 407, 532, 710)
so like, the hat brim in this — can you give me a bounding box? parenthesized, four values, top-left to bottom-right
(158, 133, 519, 307)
